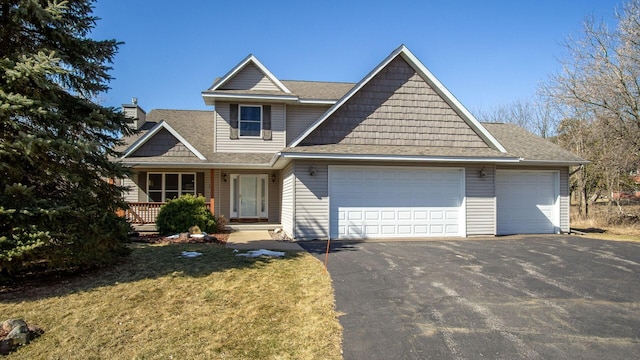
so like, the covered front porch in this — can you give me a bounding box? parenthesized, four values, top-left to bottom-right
(122, 168, 281, 225)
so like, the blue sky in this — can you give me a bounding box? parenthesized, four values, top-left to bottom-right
(91, 0, 621, 115)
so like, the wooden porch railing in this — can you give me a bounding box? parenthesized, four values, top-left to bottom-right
(124, 202, 213, 224)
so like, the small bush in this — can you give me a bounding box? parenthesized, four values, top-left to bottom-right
(156, 195, 216, 235)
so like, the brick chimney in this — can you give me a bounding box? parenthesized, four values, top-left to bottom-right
(122, 97, 146, 130)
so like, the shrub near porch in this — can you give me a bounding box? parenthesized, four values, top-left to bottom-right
(155, 194, 217, 235)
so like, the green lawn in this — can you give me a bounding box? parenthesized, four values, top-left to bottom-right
(0, 243, 342, 359)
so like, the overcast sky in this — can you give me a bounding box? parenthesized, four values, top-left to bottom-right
(91, 0, 621, 115)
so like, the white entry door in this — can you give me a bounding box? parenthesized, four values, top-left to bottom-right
(230, 174, 268, 218)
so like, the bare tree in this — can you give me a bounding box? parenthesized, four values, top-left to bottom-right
(474, 94, 559, 138)
(544, 0, 640, 221)
(547, 0, 640, 150)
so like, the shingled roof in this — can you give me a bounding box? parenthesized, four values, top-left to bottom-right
(118, 109, 275, 167)
(482, 123, 587, 164)
(279, 123, 587, 165)
(202, 80, 354, 102)
(281, 80, 355, 101)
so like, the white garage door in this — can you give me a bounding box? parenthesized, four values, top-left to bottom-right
(329, 166, 465, 239)
(496, 170, 559, 235)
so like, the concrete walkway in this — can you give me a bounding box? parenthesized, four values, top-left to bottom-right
(225, 230, 303, 251)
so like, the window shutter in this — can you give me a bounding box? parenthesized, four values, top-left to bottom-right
(262, 105, 272, 140)
(138, 172, 147, 202)
(229, 104, 238, 140)
(196, 172, 205, 196)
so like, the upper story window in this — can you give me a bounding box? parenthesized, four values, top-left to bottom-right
(239, 105, 262, 137)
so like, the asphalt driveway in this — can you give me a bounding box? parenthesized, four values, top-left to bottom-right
(300, 236, 640, 360)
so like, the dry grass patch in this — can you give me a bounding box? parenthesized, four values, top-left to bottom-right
(0, 243, 342, 359)
(571, 202, 640, 242)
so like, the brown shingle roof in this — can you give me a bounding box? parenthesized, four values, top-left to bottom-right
(118, 109, 275, 166)
(482, 123, 587, 163)
(118, 112, 585, 167)
(281, 80, 355, 100)
(281, 144, 513, 159)
(204, 80, 355, 101)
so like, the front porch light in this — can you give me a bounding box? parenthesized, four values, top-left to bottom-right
(222, 173, 228, 182)
(271, 173, 276, 183)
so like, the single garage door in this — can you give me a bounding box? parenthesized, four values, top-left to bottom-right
(329, 166, 465, 239)
(496, 170, 559, 235)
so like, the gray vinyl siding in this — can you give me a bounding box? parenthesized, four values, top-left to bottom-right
(122, 176, 139, 203)
(281, 163, 294, 237)
(131, 128, 194, 157)
(269, 174, 280, 223)
(465, 164, 496, 235)
(301, 57, 489, 148)
(220, 63, 282, 91)
(215, 102, 286, 152)
(293, 161, 329, 240)
(285, 105, 331, 145)
(137, 172, 147, 202)
(214, 169, 280, 223)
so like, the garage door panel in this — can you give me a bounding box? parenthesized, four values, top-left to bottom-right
(330, 166, 464, 239)
(496, 170, 559, 235)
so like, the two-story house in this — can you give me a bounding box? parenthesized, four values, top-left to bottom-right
(117, 45, 587, 240)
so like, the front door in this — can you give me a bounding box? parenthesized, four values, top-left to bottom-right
(231, 174, 268, 219)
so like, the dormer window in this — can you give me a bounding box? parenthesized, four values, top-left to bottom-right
(239, 105, 262, 137)
(229, 103, 271, 140)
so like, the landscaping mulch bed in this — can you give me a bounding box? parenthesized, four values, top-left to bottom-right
(132, 231, 229, 244)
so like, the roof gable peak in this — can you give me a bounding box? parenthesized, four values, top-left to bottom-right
(208, 54, 291, 94)
(289, 45, 507, 153)
(121, 120, 206, 160)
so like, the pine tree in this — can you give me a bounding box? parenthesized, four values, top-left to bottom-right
(0, 0, 132, 276)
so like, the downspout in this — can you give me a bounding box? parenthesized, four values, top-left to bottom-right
(569, 164, 584, 177)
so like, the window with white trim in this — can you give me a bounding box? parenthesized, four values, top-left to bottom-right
(147, 173, 196, 202)
(239, 105, 262, 137)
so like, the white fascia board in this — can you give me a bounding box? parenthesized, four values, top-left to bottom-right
(201, 92, 299, 102)
(398, 48, 508, 153)
(279, 152, 521, 163)
(122, 161, 274, 169)
(120, 120, 207, 161)
(288, 46, 407, 148)
(201, 92, 336, 106)
(516, 159, 590, 166)
(297, 99, 337, 105)
(209, 54, 291, 94)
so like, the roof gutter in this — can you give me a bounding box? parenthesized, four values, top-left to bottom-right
(277, 152, 521, 163)
(201, 92, 338, 106)
(517, 159, 590, 166)
(118, 161, 273, 169)
(201, 92, 299, 102)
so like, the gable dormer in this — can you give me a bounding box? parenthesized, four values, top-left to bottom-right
(218, 62, 284, 92)
(202, 55, 294, 106)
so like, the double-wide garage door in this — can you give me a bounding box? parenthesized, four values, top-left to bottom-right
(496, 170, 560, 235)
(329, 166, 464, 239)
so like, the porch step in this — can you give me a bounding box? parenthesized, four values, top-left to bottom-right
(226, 223, 282, 231)
(131, 224, 158, 233)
